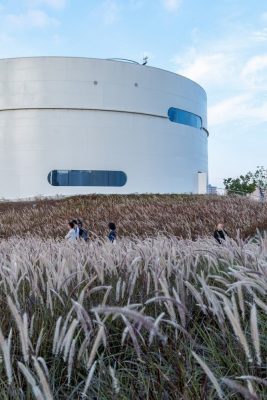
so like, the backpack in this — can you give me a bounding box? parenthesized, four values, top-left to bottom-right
(79, 227, 89, 241)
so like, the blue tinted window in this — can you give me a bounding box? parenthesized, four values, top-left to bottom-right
(48, 170, 127, 186)
(168, 108, 202, 129)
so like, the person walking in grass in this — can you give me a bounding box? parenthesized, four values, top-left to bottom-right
(65, 221, 77, 241)
(214, 223, 228, 244)
(77, 218, 89, 241)
(72, 219, 80, 239)
(108, 222, 117, 243)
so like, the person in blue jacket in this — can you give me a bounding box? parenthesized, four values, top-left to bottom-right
(108, 222, 116, 243)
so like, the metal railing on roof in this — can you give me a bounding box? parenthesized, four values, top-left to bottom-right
(105, 58, 140, 64)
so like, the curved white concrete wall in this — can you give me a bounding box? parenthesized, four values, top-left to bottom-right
(0, 57, 208, 198)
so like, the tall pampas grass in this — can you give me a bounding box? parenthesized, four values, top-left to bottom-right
(192, 351, 224, 399)
(0, 230, 264, 398)
(250, 304, 262, 366)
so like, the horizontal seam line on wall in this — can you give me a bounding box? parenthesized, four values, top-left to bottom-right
(0, 107, 167, 119)
(0, 107, 209, 135)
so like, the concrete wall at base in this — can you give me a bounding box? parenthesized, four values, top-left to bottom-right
(0, 57, 208, 198)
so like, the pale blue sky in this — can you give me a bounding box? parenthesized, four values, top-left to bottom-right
(0, 0, 266, 188)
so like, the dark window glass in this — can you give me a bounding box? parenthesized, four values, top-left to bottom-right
(168, 107, 202, 129)
(47, 170, 127, 187)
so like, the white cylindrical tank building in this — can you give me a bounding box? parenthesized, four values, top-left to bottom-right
(0, 57, 208, 198)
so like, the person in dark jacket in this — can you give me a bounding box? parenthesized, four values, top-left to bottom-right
(77, 218, 89, 241)
(214, 223, 228, 244)
(108, 222, 116, 243)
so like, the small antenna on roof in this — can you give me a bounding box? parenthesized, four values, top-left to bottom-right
(142, 55, 148, 65)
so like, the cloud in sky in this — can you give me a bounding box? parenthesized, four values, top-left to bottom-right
(208, 93, 267, 129)
(26, 0, 66, 10)
(162, 0, 182, 12)
(3, 0, 66, 30)
(172, 16, 267, 185)
(93, 0, 120, 25)
(7, 10, 59, 28)
(172, 22, 267, 134)
(174, 52, 234, 88)
(241, 54, 267, 89)
(252, 28, 267, 41)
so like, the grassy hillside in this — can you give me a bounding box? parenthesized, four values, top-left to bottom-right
(0, 195, 266, 398)
(0, 194, 266, 239)
(0, 235, 265, 399)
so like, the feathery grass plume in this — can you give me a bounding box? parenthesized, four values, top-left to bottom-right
(46, 285, 53, 315)
(250, 304, 261, 366)
(77, 337, 90, 362)
(87, 325, 105, 369)
(72, 301, 93, 339)
(55, 308, 74, 355)
(109, 366, 120, 394)
(128, 266, 139, 297)
(161, 318, 193, 340)
(146, 271, 151, 296)
(30, 314, 35, 338)
(101, 286, 112, 306)
(115, 278, 121, 302)
(93, 312, 107, 348)
(184, 281, 207, 314)
(18, 361, 45, 400)
(145, 294, 186, 327)
(145, 296, 185, 311)
(121, 324, 129, 346)
(52, 316, 62, 355)
(149, 312, 165, 345)
(82, 360, 97, 398)
(227, 279, 266, 296)
(224, 303, 252, 363)
(37, 357, 49, 378)
(61, 319, 79, 362)
(35, 327, 44, 356)
(121, 315, 141, 358)
(8, 297, 30, 363)
(172, 288, 186, 327)
(222, 378, 259, 400)
(192, 351, 224, 399)
(49, 288, 65, 307)
(0, 327, 12, 384)
(88, 285, 112, 297)
(253, 295, 267, 313)
(247, 380, 256, 398)
(236, 376, 267, 386)
(32, 356, 53, 400)
(237, 285, 245, 320)
(92, 306, 167, 343)
(67, 338, 76, 385)
(121, 280, 126, 299)
(198, 274, 224, 321)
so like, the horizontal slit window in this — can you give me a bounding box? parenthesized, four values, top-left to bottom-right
(48, 170, 127, 186)
(168, 107, 202, 129)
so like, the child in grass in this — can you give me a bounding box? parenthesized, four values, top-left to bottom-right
(108, 222, 117, 243)
(65, 221, 77, 241)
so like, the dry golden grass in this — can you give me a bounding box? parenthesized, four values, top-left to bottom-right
(0, 194, 266, 239)
(0, 194, 266, 398)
